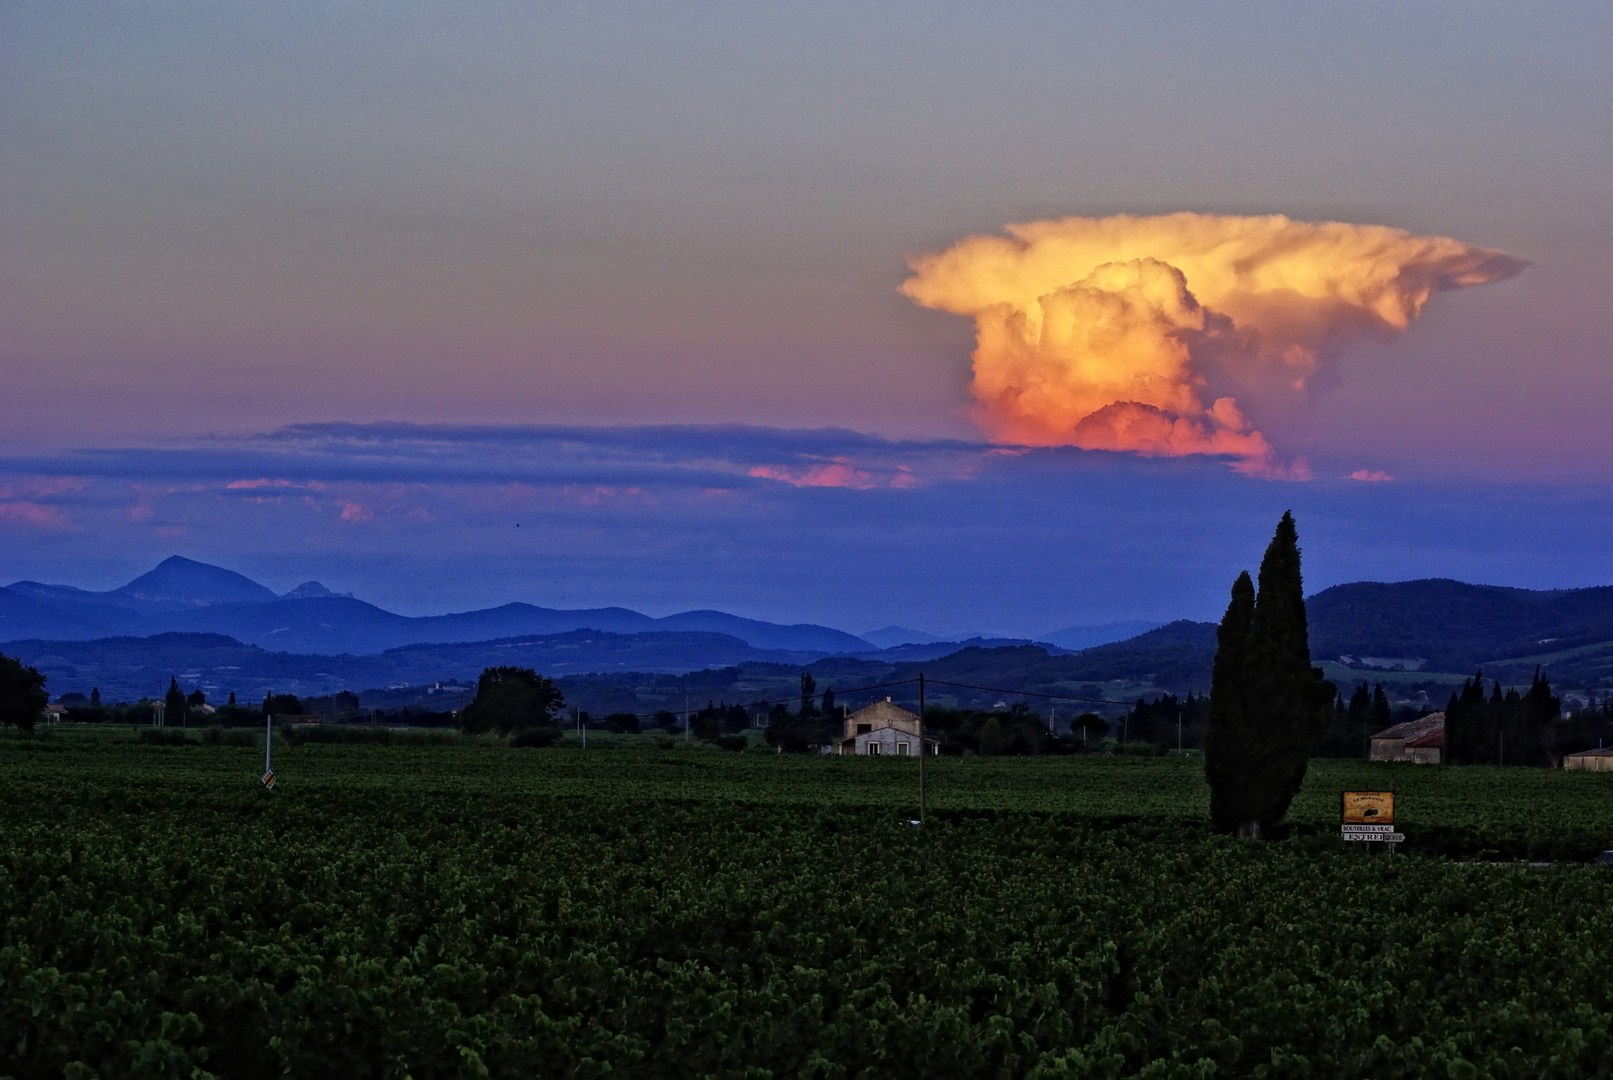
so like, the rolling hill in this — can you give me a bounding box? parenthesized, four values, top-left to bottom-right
(2, 557, 874, 656)
(1306, 579, 1613, 684)
(11, 561, 1613, 707)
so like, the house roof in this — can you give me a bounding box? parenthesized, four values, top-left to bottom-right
(1565, 747, 1613, 758)
(847, 699, 920, 726)
(1370, 712, 1445, 745)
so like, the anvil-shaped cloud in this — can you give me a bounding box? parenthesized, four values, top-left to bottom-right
(902, 213, 1526, 476)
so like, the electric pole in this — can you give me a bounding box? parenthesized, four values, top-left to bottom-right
(917, 672, 926, 823)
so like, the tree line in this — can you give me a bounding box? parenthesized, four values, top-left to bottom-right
(0, 507, 1586, 853)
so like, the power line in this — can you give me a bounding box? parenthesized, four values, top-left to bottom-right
(604, 674, 1144, 725)
(922, 677, 1146, 708)
(624, 676, 924, 723)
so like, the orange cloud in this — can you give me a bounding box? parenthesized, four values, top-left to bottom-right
(0, 477, 88, 529)
(227, 478, 328, 491)
(748, 458, 919, 490)
(1346, 469, 1395, 483)
(0, 500, 71, 529)
(902, 212, 1525, 476)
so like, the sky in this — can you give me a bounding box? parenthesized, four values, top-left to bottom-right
(3, 4, 1611, 638)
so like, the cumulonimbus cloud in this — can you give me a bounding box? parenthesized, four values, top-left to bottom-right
(901, 212, 1526, 476)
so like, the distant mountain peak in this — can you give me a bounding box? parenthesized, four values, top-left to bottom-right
(282, 581, 353, 600)
(114, 557, 279, 608)
(860, 625, 945, 648)
(1038, 619, 1165, 652)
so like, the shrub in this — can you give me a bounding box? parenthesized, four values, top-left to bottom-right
(201, 726, 257, 747)
(510, 726, 562, 749)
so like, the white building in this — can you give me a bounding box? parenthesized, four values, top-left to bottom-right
(837, 698, 938, 756)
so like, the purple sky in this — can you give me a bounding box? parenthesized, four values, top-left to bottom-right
(4, 5, 1611, 637)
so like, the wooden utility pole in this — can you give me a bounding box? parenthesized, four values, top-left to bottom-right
(917, 673, 927, 823)
(260, 713, 276, 790)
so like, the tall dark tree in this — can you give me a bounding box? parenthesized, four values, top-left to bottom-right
(165, 676, 187, 727)
(602, 711, 641, 734)
(459, 666, 564, 735)
(692, 701, 750, 741)
(767, 706, 834, 752)
(1121, 693, 1206, 749)
(979, 715, 1009, 756)
(1449, 667, 1560, 767)
(769, 681, 841, 752)
(1348, 683, 1371, 723)
(1206, 571, 1257, 831)
(1446, 672, 1494, 764)
(1522, 667, 1560, 766)
(1371, 683, 1391, 731)
(1316, 681, 1394, 759)
(0, 651, 48, 733)
(1206, 512, 1334, 837)
(262, 692, 304, 718)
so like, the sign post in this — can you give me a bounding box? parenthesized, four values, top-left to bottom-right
(1341, 790, 1400, 846)
(261, 712, 276, 790)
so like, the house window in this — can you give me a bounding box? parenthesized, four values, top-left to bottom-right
(856, 723, 872, 735)
(867, 742, 880, 755)
(897, 742, 910, 756)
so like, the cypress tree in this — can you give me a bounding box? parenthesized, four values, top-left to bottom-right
(1522, 667, 1560, 766)
(1446, 672, 1488, 764)
(1371, 683, 1391, 731)
(1348, 684, 1371, 726)
(164, 675, 186, 728)
(1206, 512, 1334, 838)
(1206, 571, 1256, 833)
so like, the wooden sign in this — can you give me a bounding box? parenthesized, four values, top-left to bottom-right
(1341, 790, 1394, 825)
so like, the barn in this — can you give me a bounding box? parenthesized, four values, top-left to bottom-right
(1368, 713, 1446, 764)
(1564, 747, 1613, 772)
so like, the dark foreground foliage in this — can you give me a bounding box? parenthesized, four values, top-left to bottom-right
(5, 740, 1613, 1076)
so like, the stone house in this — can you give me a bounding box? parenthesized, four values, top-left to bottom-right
(838, 698, 938, 756)
(1564, 747, 1613, 772)
(1368, 713, 1445, 764)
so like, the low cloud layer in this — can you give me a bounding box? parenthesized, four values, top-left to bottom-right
(902, 212, 1526, 476)
(3, 423, 1611, 635)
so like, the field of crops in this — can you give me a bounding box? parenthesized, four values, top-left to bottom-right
(6, 732, 1613, 1076)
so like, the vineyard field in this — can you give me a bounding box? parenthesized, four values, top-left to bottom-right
(5, 734, 1613, 1076)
